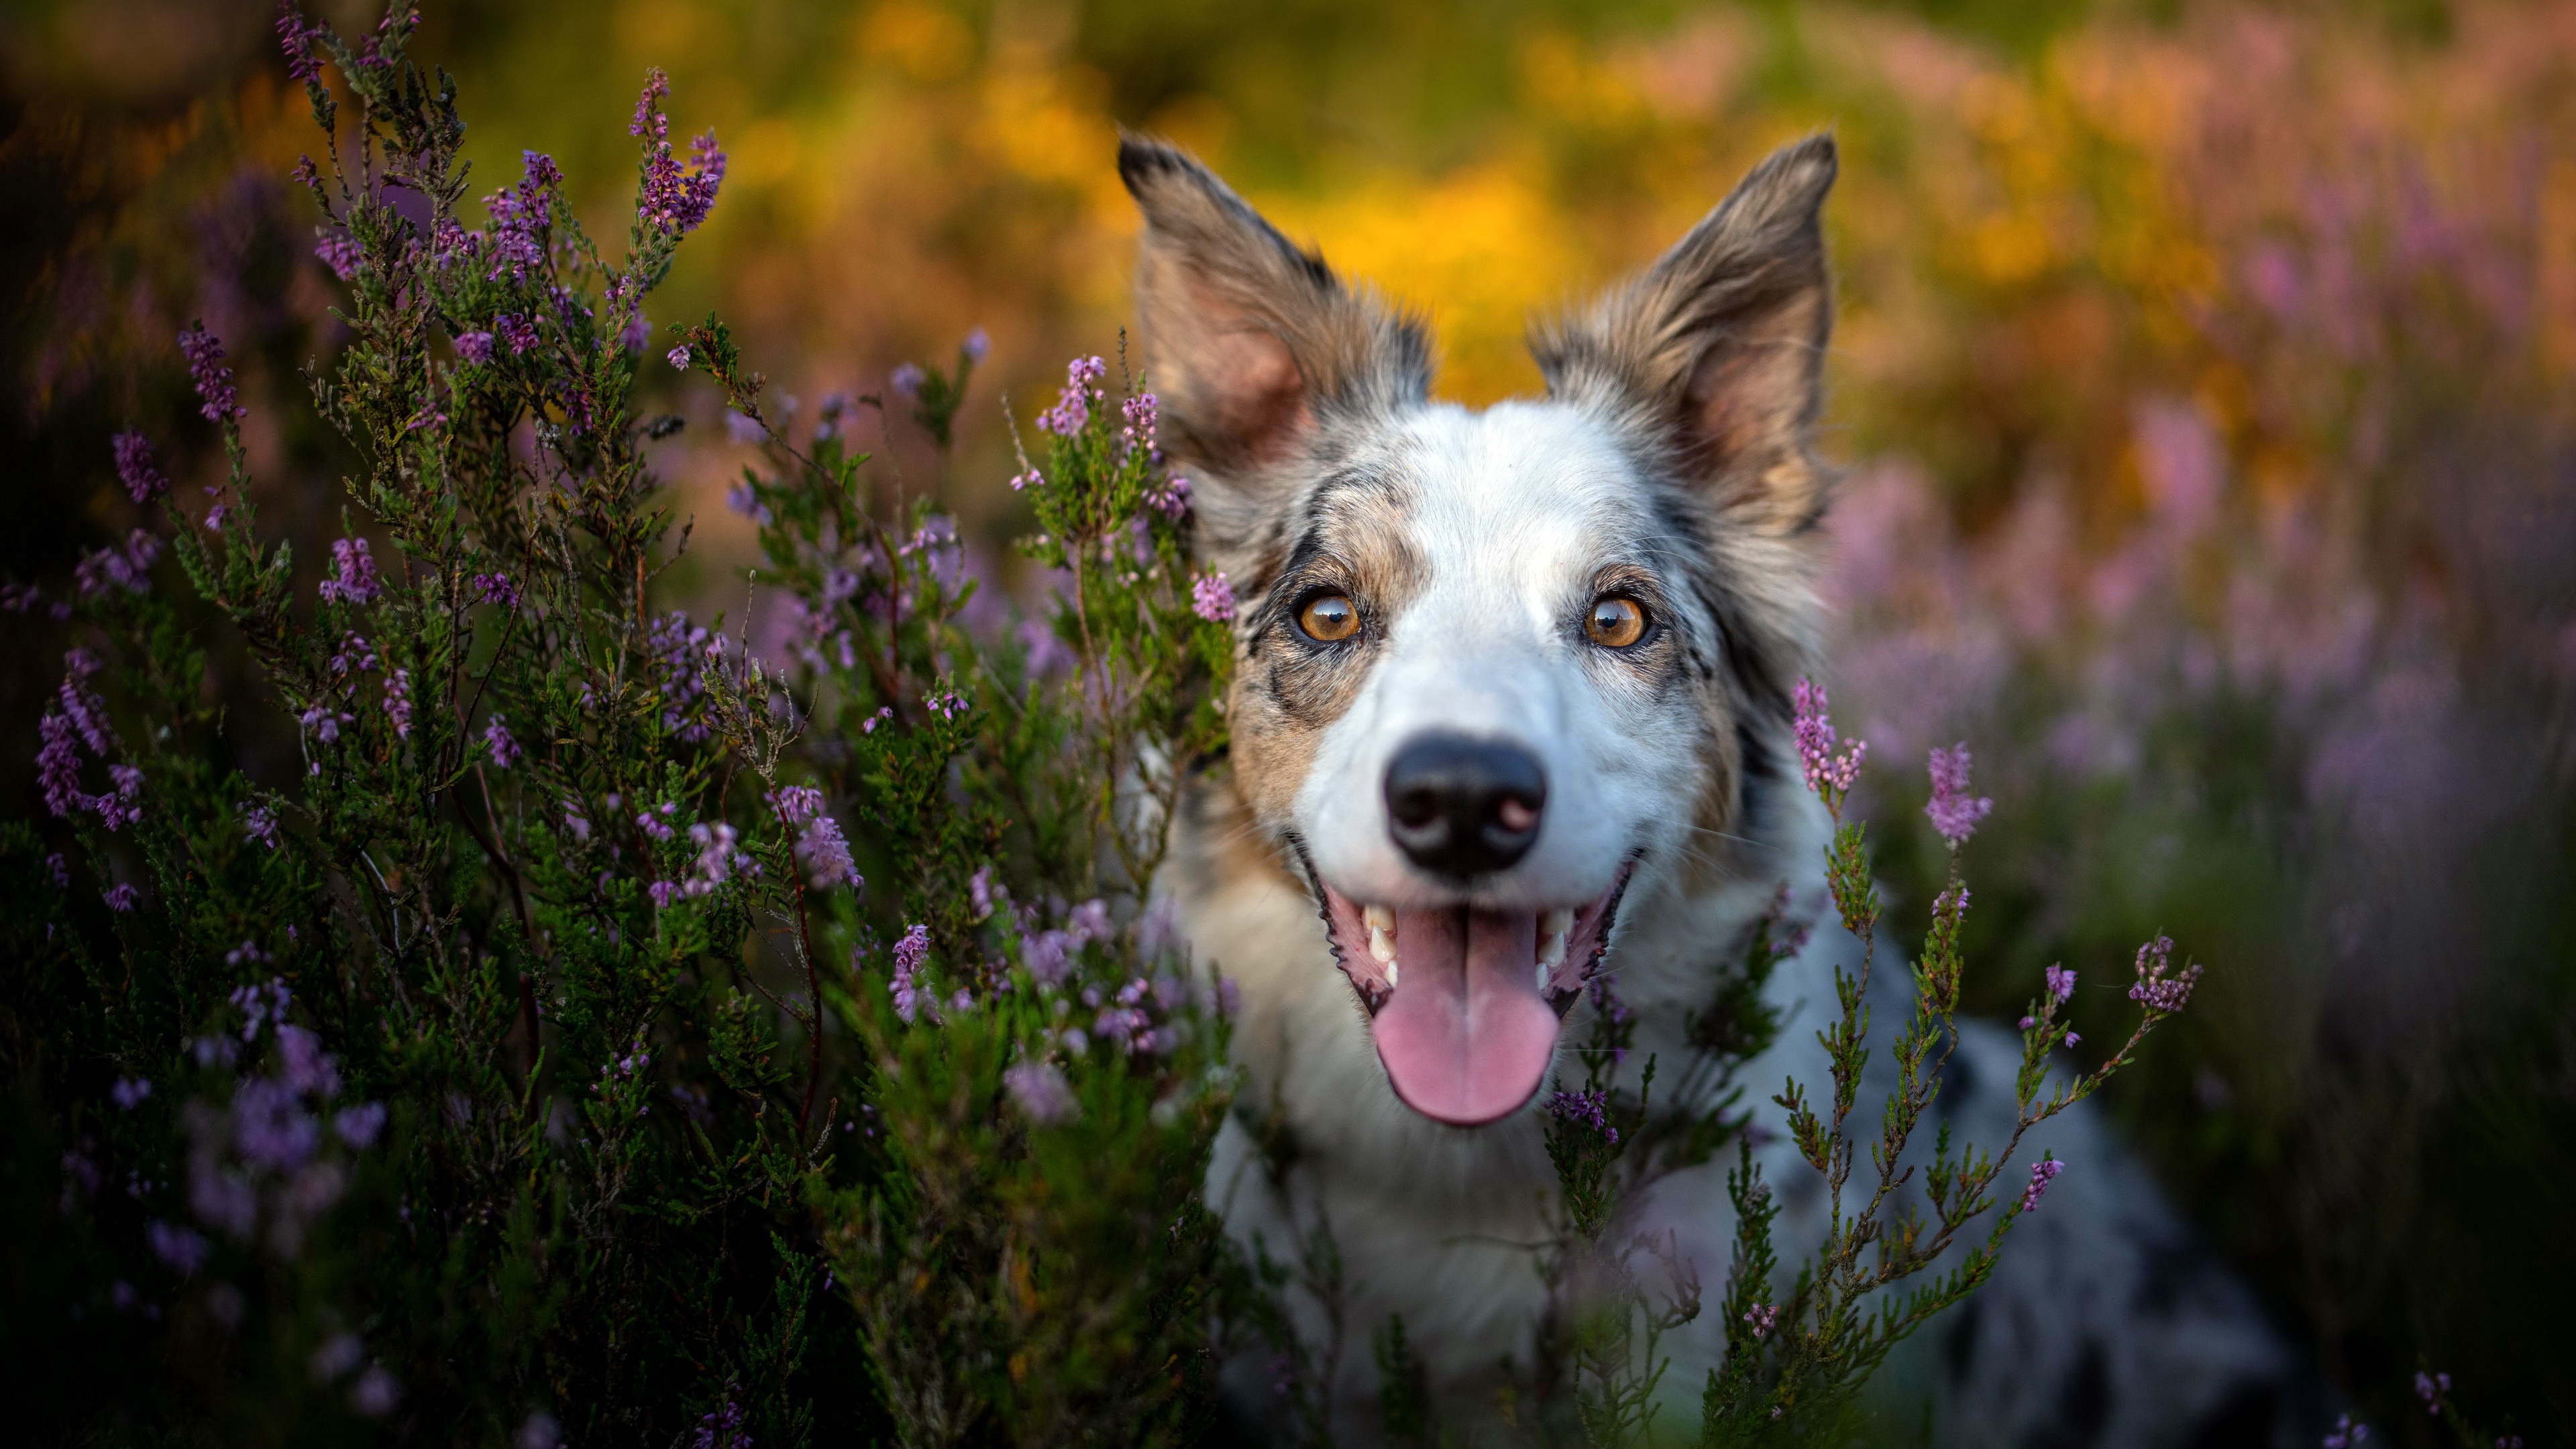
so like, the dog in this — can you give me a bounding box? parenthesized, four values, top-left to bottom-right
(1125, 133, 2323, 1446)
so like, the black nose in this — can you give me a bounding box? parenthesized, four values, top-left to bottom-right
(1383, 733, 1548, 876)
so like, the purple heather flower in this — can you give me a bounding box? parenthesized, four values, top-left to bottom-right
(961, 327, 990, 363)
(2045, 963, 2076, 1003)
(667, 344, 692, 370)
(2019, 1157, 2065, 1213)
(455, 330, 495, 364)
(969, 865, 996, 921)
(111, 1076, 152, 1110)
(2322, 1414, 2369, 1447)
(633, 73, 727, 235)
(1008, 467, 1042, 492)
(2127, 934, 2203, 1014)
(103, 883, 140, 912)
(113, 431, 166, 503)
(349, 1366, 400, 1417)
(1546, 1088, 1619, 1144)
(620, 311, 651, 351)
(1191, 572, 1236, 623)
(1792, 679, 1868, 802)
(890, 362, 925, 398)
(38, 714, 87, 819)
(1036, 355, 1106, 437)
(244, 804, 279, 849)
(722, 410, 763, 445)
(234, 1077, 319, 1171)
(1741, 1303, 1782, 1340)
(481, 152, 561, 283)
(472, 572, 520, 607)
(148, 1220, 209, 1275)
(680, 822, 754, 897)
(1924, 742, 1994, 845)
(891, 923, 932, 1024)
(318, 536, 382, 606)
(382, 668, 413, 739)
(1005, 1061, 1078, 1124)
(276, 3, 324, 83)
(1149, 474, 1193, 520)
(277, 1023, 341, 1096)
(46, 852, 67, 888)
(797, 816, 860, 891)
(692, 1397, 747, 1449)
(484, 714, 521, 768)
(771, 785, 824, 827)
(179, 325, 246, 423)
(334, 1102, 387, 1148)
(314, 227, 362, 281)
(75, 529, 162, 597)
(2063, 1030, 2080, 1046)
(495, 313, 538, 356)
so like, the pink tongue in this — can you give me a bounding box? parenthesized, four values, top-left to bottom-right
(1371, 907, 1559, 1126)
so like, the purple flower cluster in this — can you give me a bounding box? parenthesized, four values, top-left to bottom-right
(179, 325, 246, 423)
(2019, 1157, 2065, 1213)
(473, 572, 519, 607)
(482, 151, 564, 283)
(39, 653, 142, 828)
(675, 822, 755, 900)
(244, 804, 280, 849)
(178, 979, 385, 1263)
(2045, 963, 2076, 1002)
(645, 612, 713, 741)
(2127, 934, 2202, 1014)
(314, 227, 362, 281)
(2322, 1414, 2369, 1447)
(1191, 572, 1236, 623)
(667, 344, 692, 370)
(318, 536, 382, 605)
(1923, 742, 1993, 845)
(773, 786, 861, 891)
(113, 431, 166, 503)
(1791, 679, 1868, 803)
(1146, 473, 1192, 520)
(1004, 1061, 1079, 1124)
(455, 330, 495, 364)
(1546, 1087, 1619, 1144)
(1017, 897, 1115, 987)
(1036, 355, 1107, 437)
(495, 313, 538, 356)
(275, 3, 324, 83)
(382, 667, 413, 739)
(891, 924, 932, 1024)
(104, 881, 141, 912)
(1741, 1303, 1782, 1340)
(484, 714, 521, 768)
(75, 529, 162, 598)
(889, 362, 926, 399)
(692, 1396, 749, 1449)
(632, 72, 727, 235)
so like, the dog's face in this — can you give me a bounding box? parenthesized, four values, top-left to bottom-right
(1126, 137, 1837, 1126)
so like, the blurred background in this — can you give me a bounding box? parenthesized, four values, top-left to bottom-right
(2, 0, 2569, 1438)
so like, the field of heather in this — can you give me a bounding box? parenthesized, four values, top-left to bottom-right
(3, 1, 2568, 1444)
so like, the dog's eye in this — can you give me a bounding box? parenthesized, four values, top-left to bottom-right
(1297, 593, 1360, 643)
(1585, 596, 1648, 649)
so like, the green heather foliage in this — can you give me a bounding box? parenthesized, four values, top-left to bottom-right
(2, 7, 2204, 1444)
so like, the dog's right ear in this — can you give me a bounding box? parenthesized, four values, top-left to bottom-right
(1120, 136, 1430, 496)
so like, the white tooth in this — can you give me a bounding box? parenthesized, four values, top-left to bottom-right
(1385, 961, 1400, 989)
(1364, 904, 1396, 933)
(1536, 959, 1553, 990)
(1539, 930, 1566, 968)
(1542, 908, 1574, 937)
(1368, 926, 1397, 964)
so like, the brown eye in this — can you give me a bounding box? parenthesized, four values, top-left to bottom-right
(1585, 596, 1647, 649)
(1297, 593, 1360, 642)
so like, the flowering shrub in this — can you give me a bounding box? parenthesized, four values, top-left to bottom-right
(0, 5, 2243, 1445)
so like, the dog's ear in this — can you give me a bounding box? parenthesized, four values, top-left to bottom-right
(1119, 134, 1430, 500)
(1534, 133, 1837, 537)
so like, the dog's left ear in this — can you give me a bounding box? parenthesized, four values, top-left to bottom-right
(1534, 134, 1837, 537)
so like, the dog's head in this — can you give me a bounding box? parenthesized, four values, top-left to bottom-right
(1126, 136, 1837, 1127)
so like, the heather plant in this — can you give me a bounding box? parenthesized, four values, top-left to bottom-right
(1, 6, 2217, 1446)
(4, 5, 1239, 1442)
(1494, 689, 2196, 1448)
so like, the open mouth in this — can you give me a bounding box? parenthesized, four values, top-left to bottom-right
(1303, 859, 1634, 1127)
